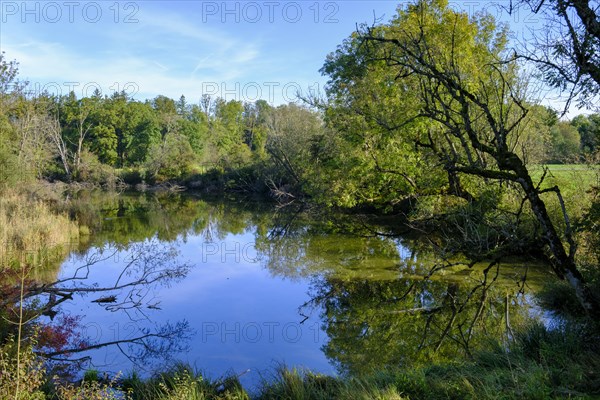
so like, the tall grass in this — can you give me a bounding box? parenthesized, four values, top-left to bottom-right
(254, 336, 598, 399)
(0, 188, 79, 399)
(0, 189, 79, 279)
(120, 364, 249, 400)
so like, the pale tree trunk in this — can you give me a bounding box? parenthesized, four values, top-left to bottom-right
(72, 107, 92, 177)
(46, 116, 71, 179)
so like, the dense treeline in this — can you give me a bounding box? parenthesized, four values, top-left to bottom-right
(0, 72, 302, 188)
(1, 53, 599, 208)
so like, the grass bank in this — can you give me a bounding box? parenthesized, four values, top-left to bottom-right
(3, 317, 593, 399)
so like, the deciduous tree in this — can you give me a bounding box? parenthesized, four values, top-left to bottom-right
(322, 0, 599, 314)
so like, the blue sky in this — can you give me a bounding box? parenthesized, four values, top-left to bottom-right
(1, 1, 403, 104)
(0, 1, 561, 108)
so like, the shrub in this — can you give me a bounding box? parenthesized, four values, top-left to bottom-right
(74, 150, 119, 188)
(0, 337, 45, 400)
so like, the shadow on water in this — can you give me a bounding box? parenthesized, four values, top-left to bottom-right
(0, 190, 552, 381)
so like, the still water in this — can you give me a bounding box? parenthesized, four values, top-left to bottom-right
(52, 191, 548, 386)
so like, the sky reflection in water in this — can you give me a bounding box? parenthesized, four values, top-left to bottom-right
(55, 192, 544, 386)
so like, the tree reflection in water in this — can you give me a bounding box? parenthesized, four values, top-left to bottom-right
(1, 238, 193, 374)
(310, 270, 530, 375)
(256, 206, 541, 376)
(0, 192, 548, 378)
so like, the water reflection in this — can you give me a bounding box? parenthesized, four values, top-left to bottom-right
(255, 207, 544, 375)
(311, 274, 533, 375)
(14, 191, 550, 379)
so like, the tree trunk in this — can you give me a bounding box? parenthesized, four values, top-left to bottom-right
(512, 160, 599, 316)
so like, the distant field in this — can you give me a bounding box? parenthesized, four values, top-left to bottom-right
(530, 164, 599, 217)
(530, 164, 599, 188)
(534, 164, 598, 172)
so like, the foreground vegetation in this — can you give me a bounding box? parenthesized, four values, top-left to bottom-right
(3, 315, 599, 399)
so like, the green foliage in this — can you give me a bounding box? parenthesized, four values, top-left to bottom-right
(243, 100, 270, 156)
(319, 17, 446, 209)
(144, 133, 196, 182)
(121, 101, 162, 166)
(90, 123, 118, 165)
(0, 30, 594, 203)
(0, 52, 20, 94)
(209, 99, 252, 168)
(0, 55, 29, 189)
(118, 168, 145, 185)
(548, 122, 581, 163)
(317, 0, 560, 212)
(178, 105, 209, 155)
(0, 113, 20, 189)
(75, 150, 119, 187)
(318, 0, 600, 321)
(262, 103, 325, 193)
(572, 113, 600, 154)
(0, 337, 45, 400)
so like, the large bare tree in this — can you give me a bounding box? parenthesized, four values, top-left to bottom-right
(323, 0, 599, 315)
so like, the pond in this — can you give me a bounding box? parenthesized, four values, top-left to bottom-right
(47, 191, 549, 387)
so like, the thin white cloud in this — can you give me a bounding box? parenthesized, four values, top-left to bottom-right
(137, 9, 237, 48)
(0, 10, 265, 102)
(153, 61, 169, 71)
(0, 1, 331, 106)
